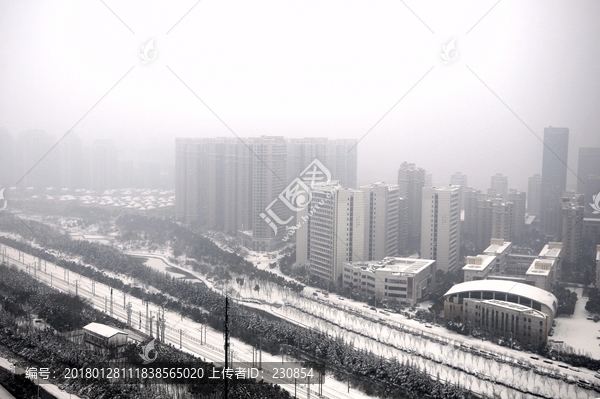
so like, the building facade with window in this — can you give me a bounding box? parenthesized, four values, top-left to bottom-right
(443, 280, 557, 344)
(342, 257, 435, 306)
(462, 299, 549, 345)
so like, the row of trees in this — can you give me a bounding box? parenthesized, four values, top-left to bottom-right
(552, 285, 578, 316)
(116, 215, 306, 292)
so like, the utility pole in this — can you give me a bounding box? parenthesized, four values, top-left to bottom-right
(224, 296, 230, 399)
(259, 336, 262, 370)
(145, 301, 149, 334)
(110, 288, 113, 316)
(126, 302, 132, 327)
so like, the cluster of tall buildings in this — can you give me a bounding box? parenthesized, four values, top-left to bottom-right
(0, 129, 173, 191)
(461, 183, 527, 251)
(173, 126, 599, 295)
(175, 137, 358, 251)
(531, 127, 600, 263)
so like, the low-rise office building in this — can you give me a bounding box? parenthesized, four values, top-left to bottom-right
(525, 259, 556, 292)
(483, 238, 512, 274)
(463, 254, 496, 282)
(443, 280, 557, 344)
(343, 257, 435, 306)
(462, 298, 549, 345)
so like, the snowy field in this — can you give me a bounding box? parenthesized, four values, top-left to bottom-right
(553, 287, 600, 359)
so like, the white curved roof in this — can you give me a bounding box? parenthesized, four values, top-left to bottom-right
(444, 280, 558, 316)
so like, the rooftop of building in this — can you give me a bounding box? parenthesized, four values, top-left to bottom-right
(525, 214, 537, 225)
(346, 257, 435, 275)
(509, 246, 538, 256)
(430, 185, 460, 192)
(462, 254, 496, 272)
(479, 299, 547, 318)
(444, 279, 558, 316)
(483, 238, 512, 255)
(539, 242, 562, 259)
(487, 275, 529, 283)
(83, 323, 127, 339)
(526, 259, 554, 277)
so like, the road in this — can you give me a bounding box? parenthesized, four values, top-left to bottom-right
(0, 245, 362, 399)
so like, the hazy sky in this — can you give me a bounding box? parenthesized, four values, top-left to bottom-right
(1, 0, 599, 191)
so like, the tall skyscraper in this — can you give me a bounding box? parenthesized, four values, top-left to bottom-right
(360, 182, 400, 260)
(558, 192, 584, 264)
(397, 162, 426, 245)
(577, 148, 600, 218)
(421, 186, 461, 272)
(508, 189, 527, 241)
(175, 138, 200, 224)
(450, 172, 468, 210)
(541, 127, 569, 236)
(397, 196, 409, 255)
(16, 130, 60, 188)
(59, 133, 84, 189)
(527, 174, 542, 216)
(250, 136, 287, 251)
(577, 147, 600, 194)
(583, 174, 600, 218)
(489, 173, 508, 200)
(287, 138, 358, 188)
(475, 195, 495, 251)
(491, 201, 514, 242)
(91, 139, 118, 193)
(463, 187, 481, 237)
(0, 129, 14, 187)
(303, 182, 366, 286)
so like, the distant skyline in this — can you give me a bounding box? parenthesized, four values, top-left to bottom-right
(2, 0, 600, 192)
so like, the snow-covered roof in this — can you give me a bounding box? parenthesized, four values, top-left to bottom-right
(444, 280, 558, 316)
(480, 299, 548, 319)
(83, 323, 127, 338)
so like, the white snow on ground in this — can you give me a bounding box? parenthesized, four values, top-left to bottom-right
(6, 240, 600, 398)
(553, 287, 600, 359)
(90, 250, 600, 398)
